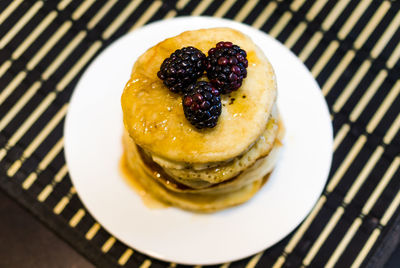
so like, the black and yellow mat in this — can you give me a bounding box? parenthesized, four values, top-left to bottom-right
(0, 1, 399, 267)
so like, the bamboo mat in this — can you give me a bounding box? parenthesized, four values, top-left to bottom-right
(0, 0, 399, 267)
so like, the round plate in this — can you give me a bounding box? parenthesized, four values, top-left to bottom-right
(64, 17, 333, 265)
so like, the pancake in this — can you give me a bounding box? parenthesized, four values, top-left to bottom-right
(123, 121, 282, 195)
(120, 27, 283, 212)
(159, 107, 280, 185)
(121, 28, 277, 164)
(146, 139, 280, 195)
(122, 132, 274, 212)
(168, 117, 284, 190)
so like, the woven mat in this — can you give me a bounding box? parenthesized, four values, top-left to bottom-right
(1, 0, 399, 267)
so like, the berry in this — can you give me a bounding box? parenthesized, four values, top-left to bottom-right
(157, 47, 206, 93)
(205, 41, 248, 94)
(182, 81, 222, 129)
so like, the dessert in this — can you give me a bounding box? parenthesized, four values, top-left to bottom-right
(121, 28, 284, 212)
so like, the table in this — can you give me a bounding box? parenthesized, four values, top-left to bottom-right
(1, 188, 399, 267)
(0, 1, 399, 267)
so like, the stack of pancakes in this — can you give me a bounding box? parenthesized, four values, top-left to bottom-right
(121, 28, 284, 212)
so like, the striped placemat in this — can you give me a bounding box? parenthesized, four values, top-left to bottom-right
(0, 0, 399, 267)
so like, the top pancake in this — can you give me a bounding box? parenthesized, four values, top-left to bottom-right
(121, 28, 277, 164)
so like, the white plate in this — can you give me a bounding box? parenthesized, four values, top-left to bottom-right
(64, 17, 333, 265)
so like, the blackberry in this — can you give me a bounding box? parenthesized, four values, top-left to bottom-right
(205, 41, 248, 94)
(157, 46, 206, 93)
(182, 81, 222, 129)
